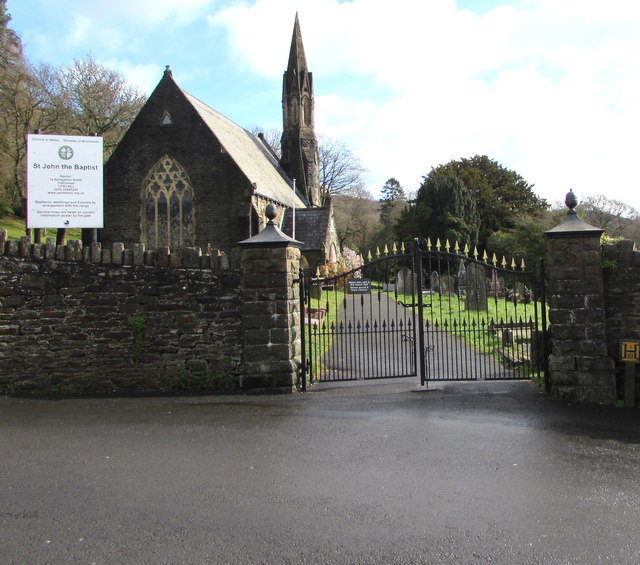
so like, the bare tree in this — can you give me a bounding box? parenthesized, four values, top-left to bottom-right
(317, 135, 367, 202)
(0, 62, 65, 205)
(248, 126, 281, 158)
(50, 56, 145, 156)
(247, 127, 368, 203)
(577, 194, 638, 237)
(332, 193, 378, 252)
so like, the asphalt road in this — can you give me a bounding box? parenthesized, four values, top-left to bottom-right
(2, 379, 640, 564)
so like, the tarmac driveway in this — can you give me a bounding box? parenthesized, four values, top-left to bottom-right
(2, 379, 640, 564)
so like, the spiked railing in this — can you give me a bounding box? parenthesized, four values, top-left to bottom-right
(361, 238, 530, 272)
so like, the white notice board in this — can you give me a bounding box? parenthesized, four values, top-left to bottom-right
(27, 134, 103, 229)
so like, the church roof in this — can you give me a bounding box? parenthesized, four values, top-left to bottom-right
(281, 207, 332, 251)
(181, 89, 307, 208)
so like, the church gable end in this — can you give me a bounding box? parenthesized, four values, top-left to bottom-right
(102, 18, 335, 262)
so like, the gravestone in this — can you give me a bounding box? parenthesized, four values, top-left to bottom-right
(457, 260, 467, 295)
(440, 274, 454, 296)
(465, 262, 488, 311)
(396, 266, 414, 294)
(430, 271, 440, 293)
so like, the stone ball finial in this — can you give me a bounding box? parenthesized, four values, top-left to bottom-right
(265, 203, 278, 224)
(565, 189, 578, 211)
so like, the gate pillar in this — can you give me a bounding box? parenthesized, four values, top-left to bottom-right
(238, 204, 302, 393)
(545, 190, 616, 404)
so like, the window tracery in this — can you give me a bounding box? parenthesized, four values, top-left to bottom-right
(141, 156, 195, 249)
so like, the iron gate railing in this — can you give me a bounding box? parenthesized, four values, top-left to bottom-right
(300, 252, 418, 386)
(299, 240, 547, 389)
(416, 244, 547, 383)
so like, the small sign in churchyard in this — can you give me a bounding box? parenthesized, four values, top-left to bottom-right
(27, 134, 103, 229)
(348, 279, 371, 294)
(620, 341, 639, 407)
(621, 341, 640, 363)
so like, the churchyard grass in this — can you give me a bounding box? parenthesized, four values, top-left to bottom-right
(1, 213, 82, 241)
(392, 290, 546, 372)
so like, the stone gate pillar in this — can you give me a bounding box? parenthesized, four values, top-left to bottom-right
(238, 204, 302, 393)
(544, 190, 616, 404)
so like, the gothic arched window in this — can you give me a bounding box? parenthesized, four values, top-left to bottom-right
(141, 156, 195, 249)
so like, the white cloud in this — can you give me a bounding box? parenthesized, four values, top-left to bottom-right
(210, 0, 640, 208)
(13, 0, 640, 209)
(105, 61, 165, 95)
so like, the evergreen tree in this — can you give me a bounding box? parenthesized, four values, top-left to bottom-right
(430, 155, 546, 249)
(369, 177, 407, 249)
(379, 177, 405, 228)
(395, 174, 480, 248)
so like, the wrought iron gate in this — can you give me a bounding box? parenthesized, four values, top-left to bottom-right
(299, 240, 546, 389)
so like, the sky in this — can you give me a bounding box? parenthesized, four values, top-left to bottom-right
(7, 0, 640, 211)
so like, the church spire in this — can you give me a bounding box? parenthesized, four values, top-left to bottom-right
(287, 13, 308, 76)
(281, 14, 321, 207)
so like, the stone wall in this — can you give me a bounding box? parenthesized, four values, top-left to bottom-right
(240, 245, 301, 393)
(602, 239, 640, 400)
(0, 235, 242, 395)
(545, 217, 617, 405)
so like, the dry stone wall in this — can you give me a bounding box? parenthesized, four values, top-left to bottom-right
(0, 233, 242, 395)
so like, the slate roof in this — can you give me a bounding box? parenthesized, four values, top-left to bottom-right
(182, 90, 308, 208)
(281, 208, 331, 251)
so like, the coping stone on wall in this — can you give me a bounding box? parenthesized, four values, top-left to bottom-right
(0, 237, 231, 271)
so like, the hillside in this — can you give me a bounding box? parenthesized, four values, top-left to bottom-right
(332, 195, 381, 253)
(0, 213, 82, 242)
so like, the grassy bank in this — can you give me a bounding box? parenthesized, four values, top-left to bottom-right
(0, 213, 82, 241)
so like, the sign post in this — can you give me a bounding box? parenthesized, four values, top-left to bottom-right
(26, 134, 103, 231)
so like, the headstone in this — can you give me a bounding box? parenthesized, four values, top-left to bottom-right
(430, 270, 440, 293)
(396, 266, 414, 294)
(440, 274, 454, 296)
(465, 262, 488, 311)
(457, 259, 467, 295)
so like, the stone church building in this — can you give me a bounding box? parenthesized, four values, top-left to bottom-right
(101, 15, 338, 269)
